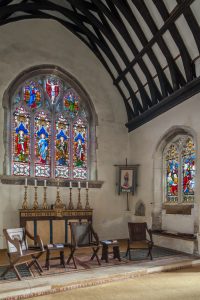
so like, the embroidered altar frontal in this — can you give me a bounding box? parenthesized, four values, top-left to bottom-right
(19, 209, 93, 245)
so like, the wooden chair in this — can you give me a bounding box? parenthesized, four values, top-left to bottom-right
(66, 222, 101, 268)
(1, 227, 45, 280)
(126, 222, 153, 260)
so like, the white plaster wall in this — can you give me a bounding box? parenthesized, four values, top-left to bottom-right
(0, 20, 129, 248)
(128, 93, 200, 235)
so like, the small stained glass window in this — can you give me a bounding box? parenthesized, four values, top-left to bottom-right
(164, 136, 195, 204)
(182, 138, 195, 203)
(166, 144, 179, 203)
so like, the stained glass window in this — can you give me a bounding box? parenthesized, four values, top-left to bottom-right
(11, 74, 89, 180)
(73, 118, 87, 180)
(12, 107, 30, 176)
(55, 115, 70, 179)
(166, 144, 179, 203)
(34, 111, 51, 178)
(182, 138, 195, 203)
(164, 136, 195, 203)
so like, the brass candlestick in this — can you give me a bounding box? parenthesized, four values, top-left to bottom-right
(42, 186, 48, 209)
(85, 188, 90, 209)
(33, 186, 39, 209)
(68, 187, 74, 210)
(77, 188, 82, 209)
(22, 185, 28, 209)
(54, 186, 64, 208)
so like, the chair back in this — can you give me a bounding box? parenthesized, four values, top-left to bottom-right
(3, 228, 28, 254)
(128, 222, 147, 242)
(70, 222, 91, 247)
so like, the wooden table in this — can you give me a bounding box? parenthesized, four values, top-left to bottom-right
(101, 240, 121, 263)
(45, 244, 66, 270)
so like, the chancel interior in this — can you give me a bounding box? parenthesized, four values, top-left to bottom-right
(1, 0, 200, 298)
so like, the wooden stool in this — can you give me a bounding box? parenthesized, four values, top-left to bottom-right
(101, 240, 121, 263)
(45, 244, 66, 270)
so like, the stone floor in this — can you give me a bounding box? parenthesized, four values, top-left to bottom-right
(0, 251, 200, 300)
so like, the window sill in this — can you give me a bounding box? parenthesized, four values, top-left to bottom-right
(152, 230, 196, 241)
(162, 203, 194, 215)
(0, 175, 104, 188)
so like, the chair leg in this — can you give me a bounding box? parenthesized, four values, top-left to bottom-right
(91, 247, 101, 265)
(66, 247, 77, 269)
(113, 246, 121, 261)
(0, 265, 14, 280)
(60, 251, 66, 268)
(1, 258, 22, 281)
(126, 247, 132, 260)
(29, 253, 44, 273)
(147, 247, 153, 260)
(13, 265, 22, 280)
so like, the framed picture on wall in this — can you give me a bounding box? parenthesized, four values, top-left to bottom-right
(118, 165, 138, 195)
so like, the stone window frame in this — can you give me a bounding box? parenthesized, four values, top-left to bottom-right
(1, 65, 102, 188)
(152, 126, 198, 231)
(163, 135, 195, 204)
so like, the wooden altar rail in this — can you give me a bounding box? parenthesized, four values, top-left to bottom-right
(19, 209, 93, 245)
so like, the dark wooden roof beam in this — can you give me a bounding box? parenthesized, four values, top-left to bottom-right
(154, 0, 193, 82)
(113, 0, 194, 86)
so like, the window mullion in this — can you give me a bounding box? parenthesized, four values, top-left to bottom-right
(178, 150, 182, 204)
(51, 108, 55, 178)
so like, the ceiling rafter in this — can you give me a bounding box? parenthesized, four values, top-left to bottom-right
(0, 0, 199, 131)
(66, 0, 136, 119)
(69, 0, 152, 111)
(176, 0, 200, 53)
(114, 0, 194, 87)
(0, 0, 136, 118)
(91, 6, 143, 115)
(103, 0, 162, 106)
(118, 0, 172, 97)
(153, 0, 194, 82)
(116, 0, 185, 95)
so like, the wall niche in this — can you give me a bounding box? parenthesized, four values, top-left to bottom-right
(135, 200, 145, 216)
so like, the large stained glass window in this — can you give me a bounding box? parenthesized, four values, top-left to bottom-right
(11, 74, 89, 180)
(164, 136, 195, 203)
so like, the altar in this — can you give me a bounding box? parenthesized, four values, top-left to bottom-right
(19, 208, 93, 245)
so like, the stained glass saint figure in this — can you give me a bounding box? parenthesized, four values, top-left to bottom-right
(166, 144, 179, 202)
(24, 83, 41, 109)
(74, 128, 85, 166)
(37, 126, 48, 164)
(15, 122, 28, 162)
(182, 138, 195, 202)
(64, 91, 79, 117)
(45, 78, 60, 104)
(56, 129, 68, 165)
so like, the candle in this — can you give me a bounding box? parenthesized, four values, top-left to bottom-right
(44, 180, 47, 187)
(70, 181, 72, 188)
(34, 179, 37, 187)
(78, 182, 81, 189)
(25, 178, 27, 187)
(86, 182, 88, 189)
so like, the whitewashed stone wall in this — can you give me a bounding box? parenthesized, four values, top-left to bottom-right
(0, 19, 129, 248)
(128, 93, 200, 253)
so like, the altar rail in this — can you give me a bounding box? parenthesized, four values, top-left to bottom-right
(19, 209, 93, 245)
